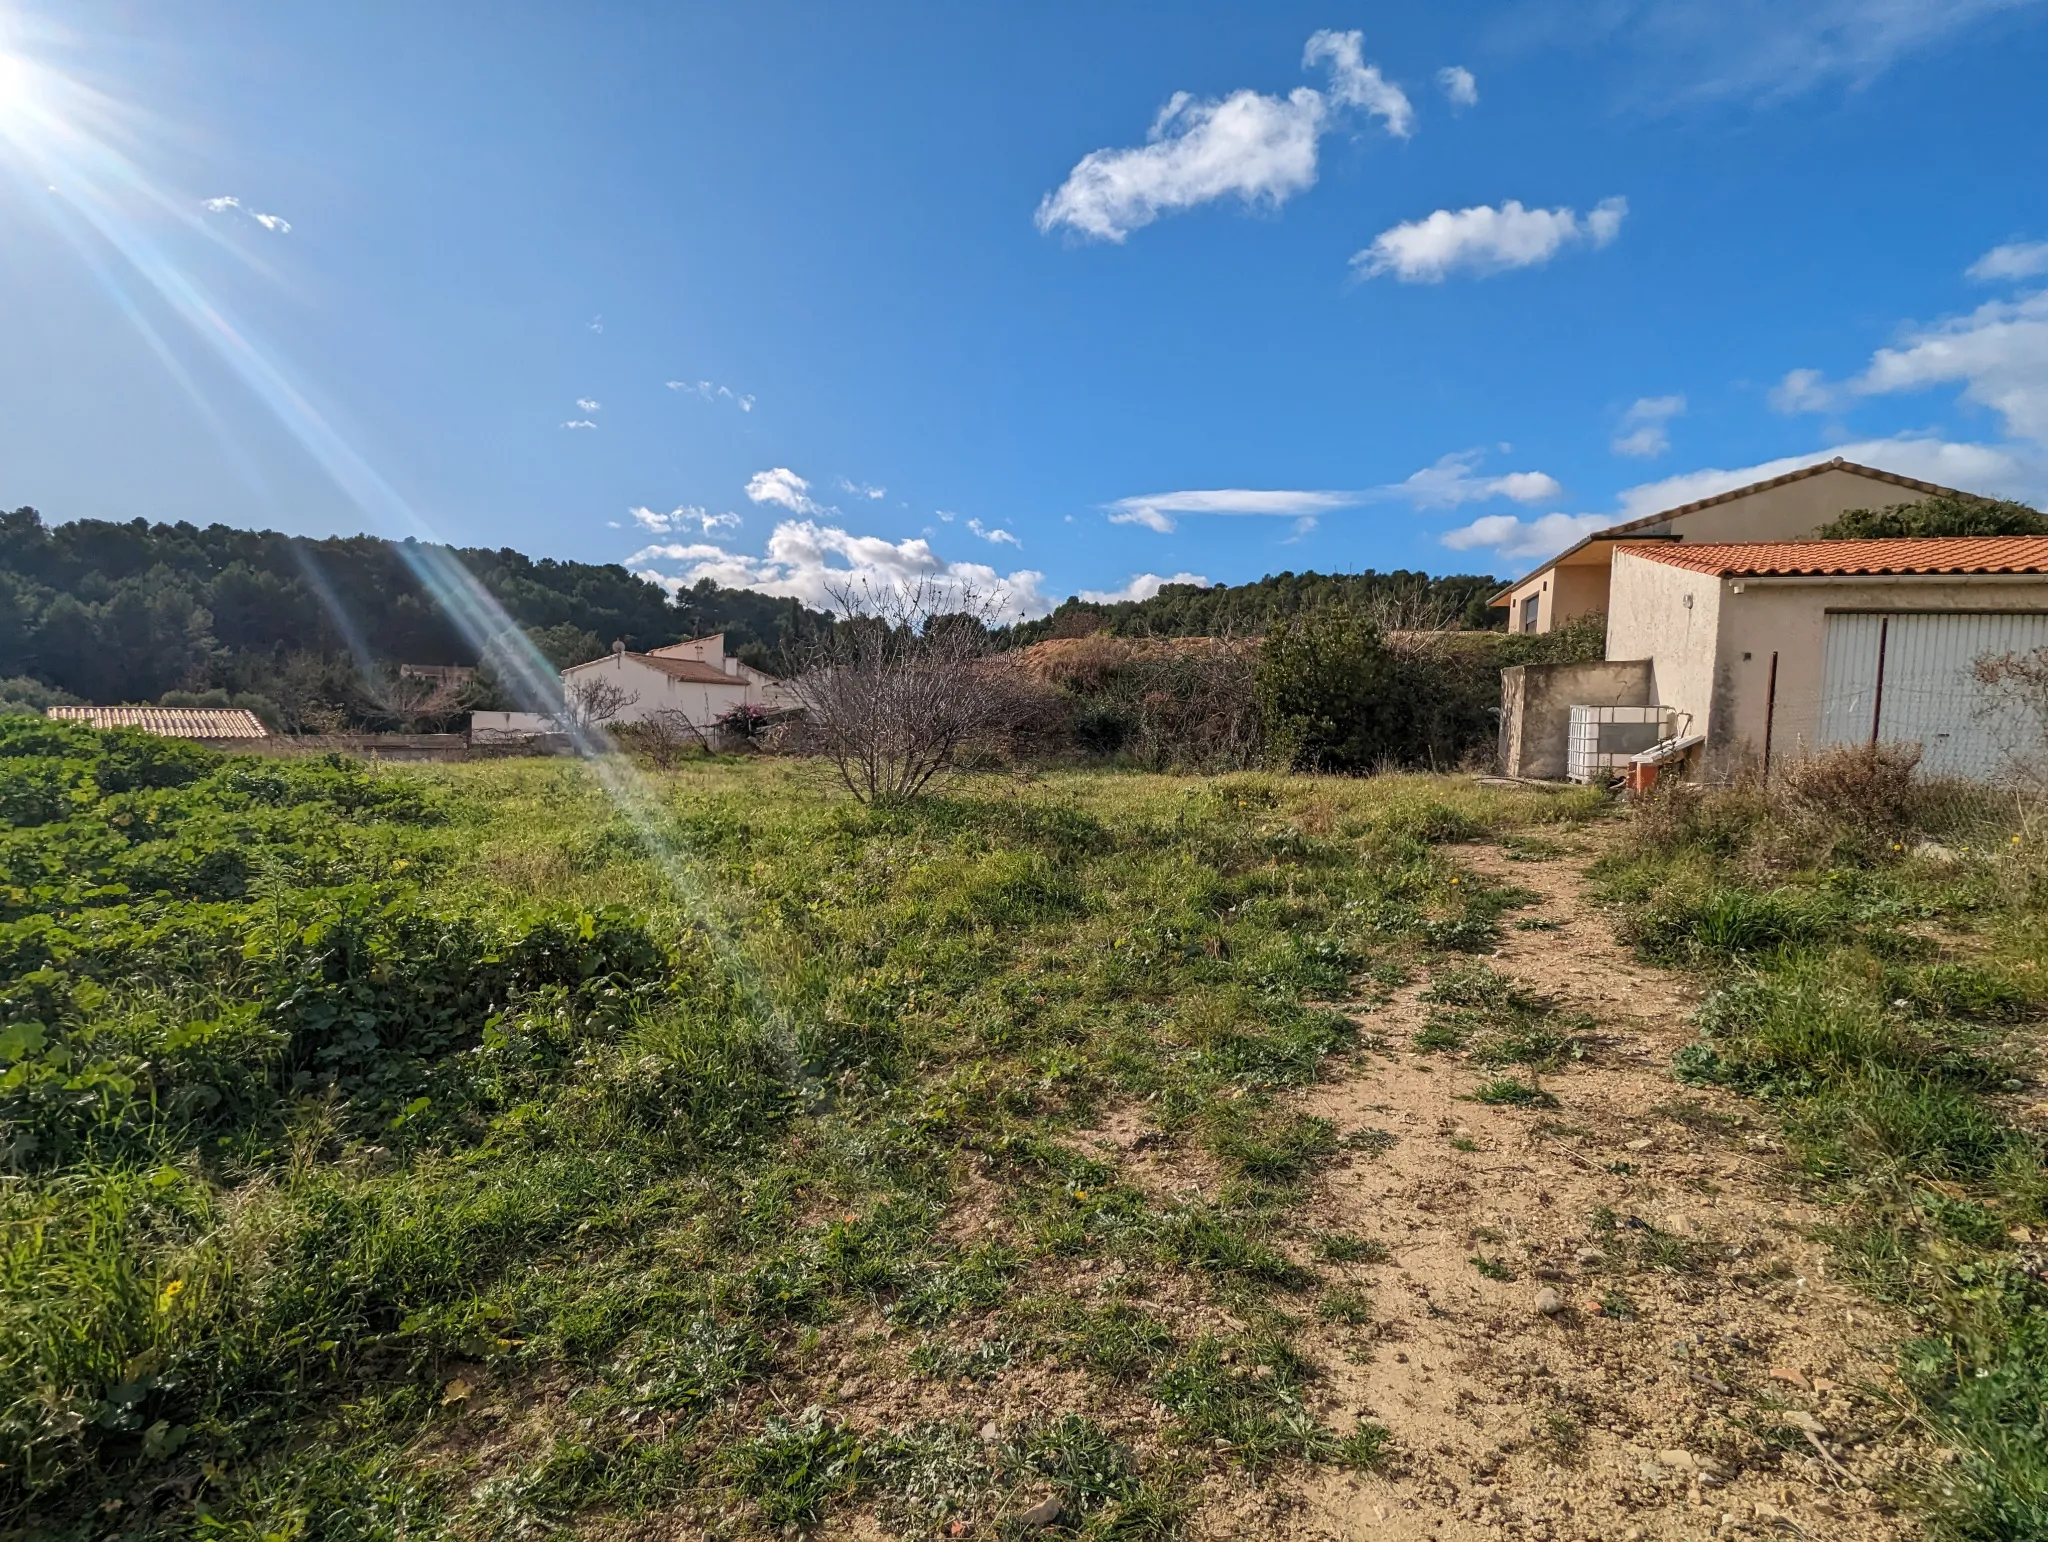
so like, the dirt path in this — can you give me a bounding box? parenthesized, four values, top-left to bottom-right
(1120, 836, 1933, 1541)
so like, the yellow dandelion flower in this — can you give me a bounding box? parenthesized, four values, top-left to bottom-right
(156, 1279, 185, 1313)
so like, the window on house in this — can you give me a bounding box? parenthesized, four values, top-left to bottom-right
(1521, 594, 1540, 633)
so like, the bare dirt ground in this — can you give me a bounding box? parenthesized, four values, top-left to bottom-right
(1097, 833, 1934, 1542)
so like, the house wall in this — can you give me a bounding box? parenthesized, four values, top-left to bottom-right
(1606, 552, 1726, 744)
(1503, 467, 1938, 634)
(563, 654, 750, 726)
(1704, 578, 2048, 767)
(1498, 660, 1655, 779)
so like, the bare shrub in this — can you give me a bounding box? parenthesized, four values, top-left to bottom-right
(786, 579, 1037, 804)
(1019, 635, 1260, 770)
(1776, 742, 1929, 833)
(613, 709, 705, 768)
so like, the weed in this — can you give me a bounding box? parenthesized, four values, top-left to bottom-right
(1316, 1286, 1372, 1326)
(1313, 1233, 1389, 1265)
(1154, 1336, 1339, 1472)
(1074, 1303, 1176, 1382)
(1596, 1289, 1637, 1320)
(1473, 1078, 1555, 1108)
(1469, 1254, 1517, 1282)
(730, 1408, 869, 1527)
(1449, 1136, 1480, 1152)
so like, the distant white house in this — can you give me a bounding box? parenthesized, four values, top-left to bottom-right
(470, 633, 793, 741)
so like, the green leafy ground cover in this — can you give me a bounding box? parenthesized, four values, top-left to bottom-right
(1, 721, 1610, 1539)
(1597, 779, 2048, 1540)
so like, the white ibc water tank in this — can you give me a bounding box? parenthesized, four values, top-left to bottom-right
(1566, 705, 1677, 784)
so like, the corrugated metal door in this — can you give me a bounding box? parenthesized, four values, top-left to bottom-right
(1818, 611, 2048, 779)
(1817, 613, 1885, 747)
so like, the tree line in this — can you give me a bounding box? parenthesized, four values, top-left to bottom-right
(0, 508, 830, 726)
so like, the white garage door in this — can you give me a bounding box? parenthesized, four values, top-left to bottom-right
(1818, 611, 2048, 779)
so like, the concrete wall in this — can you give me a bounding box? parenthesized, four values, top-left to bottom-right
(1608, 552, 1726, 746)
(1498, 659, 1654, 779)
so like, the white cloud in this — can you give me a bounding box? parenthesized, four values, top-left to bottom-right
(1437, 65, 1478, 107)
(630, 505, 740, 535)
(1034, 29, 1410, 243)
(668, 379, 754, 411)
(745, 467, 826, 516)
(629, 520, 1053, 621)
(1546, 0, 2042, 107)
(588, 316, 603, 333)
(576, 398, 601, 412)
(1104, 487, 1357, 534)
(1441, 512, 1611, 562)
(1078, 572, 1210, 605)
(1390, 451, 1562, 507)
(838, 478, 887, 499)
(1611, 394, 1686, 457)
(968, 518, 1021, 547)
(1969, 241, 2048, 283)
(1851, 288, 2048, 446)
(1353, 197, 1626, 282)
(561, 419, 597, 430)
(201, 195, 290, 233)
(1768, 366, 1838, 414)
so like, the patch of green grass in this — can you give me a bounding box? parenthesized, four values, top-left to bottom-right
(1153, 1336, 1341, 1472)
(1312, 1232, 1389, 1265)
(730, 1408, 869, 1528)
(1472, 1077, 1556, 1108)
(1469, 1254, 1517, 1282)
(1072, 1302, 1177, 1382)
(1316, 1286, 1372, 1326)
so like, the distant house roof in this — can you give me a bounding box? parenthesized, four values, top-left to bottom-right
(562, 651, 738, 685)
(1624, 537, 2048, 579)
(1489, 457, 1977, 604)
(47, 706, 270, 738)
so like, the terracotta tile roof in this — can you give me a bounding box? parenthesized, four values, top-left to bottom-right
(1624, 538, 2048, 578)
(1487, 456, 1978, 603)
(47, 706, 270, 738)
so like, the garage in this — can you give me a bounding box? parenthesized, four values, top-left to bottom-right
(1818, 612, 2048, 778)
(1600, 539, 2048, 782)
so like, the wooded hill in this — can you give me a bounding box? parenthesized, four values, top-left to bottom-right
(0, 508, 829, 720)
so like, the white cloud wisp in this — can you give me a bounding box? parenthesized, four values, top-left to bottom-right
(1353, 197, 1626, 282)
(668, 379, 755, 411)
(1105, 487, 1357, 534)
(201, 194, 290, 234)
(1611, 394, 1686, 457)
(1035, 30, 1411, 243)
(1436, 65, 1478, 106)
(745, 467, 825, 516)
(630, 505, 741, 535)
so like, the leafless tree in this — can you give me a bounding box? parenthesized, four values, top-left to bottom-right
(786, 578, 1034, 804)
(562, 675, 640, 730)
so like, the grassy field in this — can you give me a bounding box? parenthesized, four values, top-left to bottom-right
(0, 721, 1606, 1539)
(4, 723, 2043, 1539)
(1595, 767, 2048, 1539)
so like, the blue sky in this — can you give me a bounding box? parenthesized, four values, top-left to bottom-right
(2, 2, 2046, 619)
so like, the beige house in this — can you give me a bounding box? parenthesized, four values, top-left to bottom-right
(1607, 539, 2048, 780)
(1490, 458, 1959, 635)
(558, 633, 792, 727)
(1501, 539, 2048, 781)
